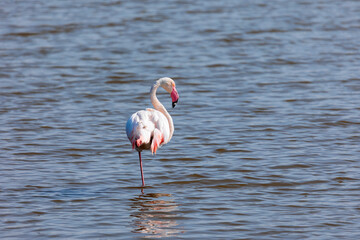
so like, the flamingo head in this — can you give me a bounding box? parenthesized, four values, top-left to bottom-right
(159, 77, 179, 108)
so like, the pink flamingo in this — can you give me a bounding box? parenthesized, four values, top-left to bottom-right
(126, 77, 179, 187)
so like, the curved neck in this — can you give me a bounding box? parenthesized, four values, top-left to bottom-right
(150, 81, 174, 140)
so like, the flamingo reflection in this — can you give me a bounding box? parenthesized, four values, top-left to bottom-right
(130, 193, 184, 238)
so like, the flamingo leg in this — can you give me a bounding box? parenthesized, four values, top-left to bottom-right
(138, 151, 145, 187)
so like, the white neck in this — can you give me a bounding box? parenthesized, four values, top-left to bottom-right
(150, 80, 174, 140)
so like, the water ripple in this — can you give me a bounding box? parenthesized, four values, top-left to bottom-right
(1, 0, 360, 239)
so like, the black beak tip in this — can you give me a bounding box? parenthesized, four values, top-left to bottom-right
(172, 100, 178, 108)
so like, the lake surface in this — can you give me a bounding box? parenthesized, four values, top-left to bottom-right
(1, 0, 360, 239)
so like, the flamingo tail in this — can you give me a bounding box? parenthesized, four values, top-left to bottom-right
(151, 129, 164, 154)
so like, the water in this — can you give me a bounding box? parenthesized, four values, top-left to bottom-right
(1, 0, 360, 239)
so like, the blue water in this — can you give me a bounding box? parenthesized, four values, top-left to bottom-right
(1, 0, 360, 239)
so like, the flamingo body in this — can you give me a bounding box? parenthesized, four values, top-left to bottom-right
(126, 108, 170, 154)
(126, 77, 179, 187)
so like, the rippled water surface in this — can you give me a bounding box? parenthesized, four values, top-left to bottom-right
(1, 0, 360, 239)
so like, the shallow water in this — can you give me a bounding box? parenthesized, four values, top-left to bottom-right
(1, 0, 360, 239)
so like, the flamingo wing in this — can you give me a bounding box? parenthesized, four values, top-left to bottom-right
(126, 109, 170, 154)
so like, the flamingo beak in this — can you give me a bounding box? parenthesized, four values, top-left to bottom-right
(171, 87, 179, 108)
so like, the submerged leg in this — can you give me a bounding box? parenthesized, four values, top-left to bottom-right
(138, 151, 145, 187)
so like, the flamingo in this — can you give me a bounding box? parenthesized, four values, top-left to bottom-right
(126, 77, 179, 187)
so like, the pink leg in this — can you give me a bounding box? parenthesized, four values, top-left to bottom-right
(138, 151, 145, 187)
